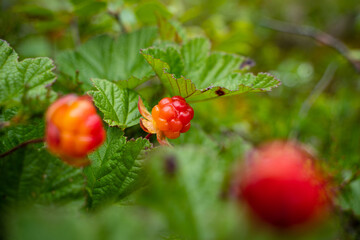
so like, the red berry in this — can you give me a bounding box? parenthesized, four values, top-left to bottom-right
(159, 97, 172, 107)
(45, 94, 106, 167)
(237, 141, 330, 229)
(178, 111, 192, 124)
(172, 96, 185, 101)
(169, 119, 183, 132)
(164, 131, 180, 139)
(160, 105, 176, 120)
(172, 100, 187, 111)
(151, 96, 194, 140)
(180, 122, 191, 133)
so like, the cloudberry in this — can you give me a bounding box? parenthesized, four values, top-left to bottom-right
(236, 141, 330, 229)
(45, 94, 106, 167)
(138, 96, 194, 145)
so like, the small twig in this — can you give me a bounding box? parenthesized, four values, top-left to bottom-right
(145, 133, 152, 140)
(289, 63, 338, 139)
(338, 171, 360, 190)
(108, 10, 128, 34)
(0, 138, 44, 159)
(71, 17, 81, 47)
(0, 121, 10, 129)
(260, 18, 360, 73)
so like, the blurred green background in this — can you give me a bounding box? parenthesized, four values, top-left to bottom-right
(1, 0, 360, 239)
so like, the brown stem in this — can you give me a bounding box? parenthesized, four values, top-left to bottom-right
(0, 138, 44, 159)
(108, 10, 128, 34)
(338, 171, 360, 190)
(260, 18, 360, 73)
(145, 133, 152, 140)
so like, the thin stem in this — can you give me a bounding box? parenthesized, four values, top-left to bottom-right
(289, 63, 337, 140)
(338, 171, 360, 190)
(108, 10, 128, 34)
(145, 133, 152, 140)
(71, 17, 81, 47)
(0, 138, 44, 159)
(260, 18, 360, 73)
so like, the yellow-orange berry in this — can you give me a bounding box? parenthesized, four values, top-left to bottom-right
(45, 94, 106, 167)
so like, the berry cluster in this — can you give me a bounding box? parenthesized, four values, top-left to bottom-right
(45, 94, 106, 167)
(238, 141, 329, 229)
(151, 96, 194, 139)
(138, 96, 194, 145)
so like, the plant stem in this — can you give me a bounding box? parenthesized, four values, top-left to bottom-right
(0, 138, 44, 159)
(289, 63, 337, 139)
(108, 10, 128, 34)
(145, 133, 152, 139)
(338, 171, 360, 190)
(260, 18, 360, 73)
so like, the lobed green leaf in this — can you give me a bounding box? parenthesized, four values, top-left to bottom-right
(56, 27, 158, 90)
(84, 127, 151, 209)
(141, 38, 281, 102)
(0, 146, 85, 212)
(0, 40, 56, 108)
(89, 78, 141, 129)
(144, 146, 228, 240)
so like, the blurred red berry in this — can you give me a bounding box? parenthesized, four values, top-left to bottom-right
(45, 94, 106, 167)
(138, 96, 194, 145)
(237, 141, 330, 229)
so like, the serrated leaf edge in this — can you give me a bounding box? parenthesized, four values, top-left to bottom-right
(140, 47, 281, 101)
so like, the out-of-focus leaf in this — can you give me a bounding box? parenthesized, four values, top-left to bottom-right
(16, 36, 52, 58)
(0, 118, 44, 155)
(6, 205, 162, 240)
(56, 27, 157, 90)
(141, 38, 280, 102)
(0, 40, 56, 108)
(13, 5, 54, 19)
(143, 146, 230, 240)
(84, 127, 151, 209)
(171, 123, 219, 150)
(70, 0, 107, 17)
(89, 78, 141, 129)
(157, 15, 185, 43)
(0, 146, 85, 212)
(338, 179, 360, 216)
(135, 1, 172, 24)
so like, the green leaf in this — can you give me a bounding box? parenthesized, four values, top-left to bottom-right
(141, 38, 281, 102)
(84, 127, 151, 209)
(6, 205, 163, 240)
(135, 1, 172, 24)
(117, 75, 150, 89)
(338, 179, 360, 216)
(89, 78, 141, 129)
(143, 146, 229, 240)
(0, 146, 85, 212)
(0, 118, 45, 155)
(70, 0, 107, 17)
(56, 27, 158, 91)
(14, 5, 54, 19)
(0, 40, 56, 107)
(157, 15, 186, 43)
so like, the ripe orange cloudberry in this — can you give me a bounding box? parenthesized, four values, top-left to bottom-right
(236, 141, 330, 229)
(138, 96, 194, 145)
(45, 94, 106, 167)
